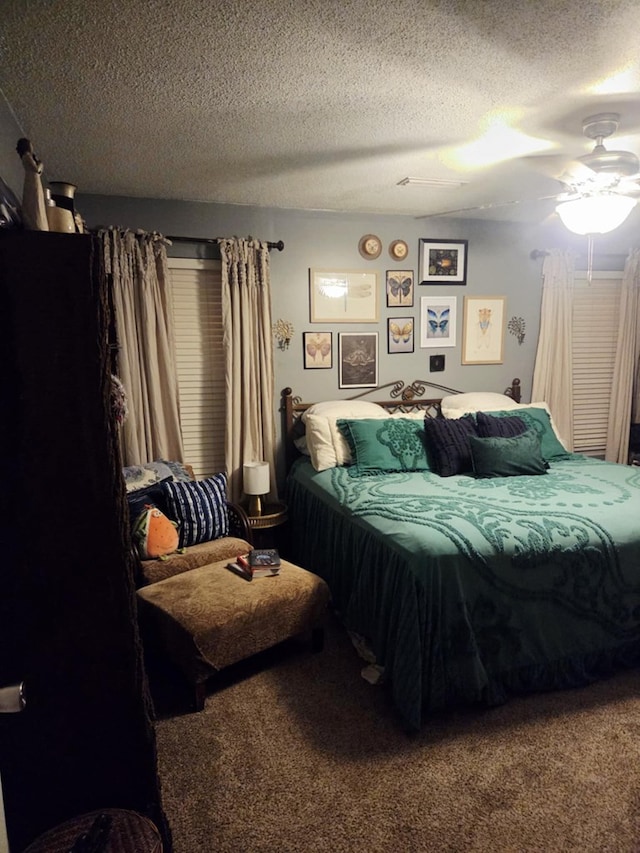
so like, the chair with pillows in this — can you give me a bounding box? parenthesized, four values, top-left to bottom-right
(126, 461, 330, 711)
(124, 460, 252, 585)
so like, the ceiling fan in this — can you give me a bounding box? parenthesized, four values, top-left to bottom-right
(417, 113, 640, 234)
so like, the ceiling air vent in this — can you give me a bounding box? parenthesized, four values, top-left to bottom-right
(397, 177, 468, 189)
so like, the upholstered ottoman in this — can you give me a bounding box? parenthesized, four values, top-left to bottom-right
(137, 558, 330, 710)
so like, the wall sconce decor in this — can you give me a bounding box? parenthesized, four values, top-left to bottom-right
(507, 316, 526, 345)
(273, 318, 294, 350)
(243, 461, 270, 517)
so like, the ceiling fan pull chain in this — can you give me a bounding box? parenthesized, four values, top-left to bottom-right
(586, 234, 594, 284)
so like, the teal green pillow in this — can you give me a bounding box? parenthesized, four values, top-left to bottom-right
(337, 418, 431, 476)
(469, 430, 549, 478)
(487, 407, 570, 461)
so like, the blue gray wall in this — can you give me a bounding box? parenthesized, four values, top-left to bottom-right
(77, 193, 544, 403)
(3, 97, 637, 467)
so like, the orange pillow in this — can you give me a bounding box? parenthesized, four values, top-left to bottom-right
(133, 505, 180, 560)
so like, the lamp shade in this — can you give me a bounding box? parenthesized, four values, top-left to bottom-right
(555, 194, 636, 235)
(243, 461, 270, 495)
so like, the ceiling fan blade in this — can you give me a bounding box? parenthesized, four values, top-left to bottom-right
(415, 194, 562, 220)
(524, 153, 596, 185)
(617, 176, 640, 197)
(557, 160, 599, 187)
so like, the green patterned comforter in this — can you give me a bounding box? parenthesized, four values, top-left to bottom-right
(286, 456, 640, 730)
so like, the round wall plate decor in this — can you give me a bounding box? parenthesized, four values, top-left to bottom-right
(358, 234, 382, 260)
(389, 239, 409, 261)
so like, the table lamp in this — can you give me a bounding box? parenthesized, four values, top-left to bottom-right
(243, 461, 270, 516)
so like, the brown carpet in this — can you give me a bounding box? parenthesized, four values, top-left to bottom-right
(154, 614, 640, 852)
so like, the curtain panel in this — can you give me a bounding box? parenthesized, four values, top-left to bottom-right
(101, 228, 184, 465)
(605, 249, 640, 463)
(219, 237, 277, 504)
(531, 250, 575, 451)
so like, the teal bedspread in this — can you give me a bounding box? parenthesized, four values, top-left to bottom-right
(286, 456, 640, 730)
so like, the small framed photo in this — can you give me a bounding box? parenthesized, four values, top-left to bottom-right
(303, 331, 333, 369)
(386, 270, 414, 307)
(338, 332, 378, 388)
(420, 296, 457, 348)
(418, 239, 468, 285)
(462, 296, 506, 364)
(387, 317, 414, 354)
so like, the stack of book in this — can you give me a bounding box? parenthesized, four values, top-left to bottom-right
(227, 548, 281, 581)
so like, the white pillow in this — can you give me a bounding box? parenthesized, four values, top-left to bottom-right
(301, 400, 386, 422)
(440, 392, 520, 419)
(301, 400, 387, 471)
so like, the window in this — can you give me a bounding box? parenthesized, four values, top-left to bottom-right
(571, 271, 622, 457)
(168, 259, 225, 478)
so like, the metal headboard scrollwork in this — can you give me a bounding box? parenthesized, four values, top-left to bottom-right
(281, 378, 521, 472)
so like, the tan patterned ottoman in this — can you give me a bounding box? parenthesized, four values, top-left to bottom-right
(137, 558, 330, 710)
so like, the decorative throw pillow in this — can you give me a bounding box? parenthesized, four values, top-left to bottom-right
(486, 408, 570, 461)
(301, 400, 388, 471)
(337, 418, 431, 476)
(162, 473, 229, 548)
(469, 430, 549, 478)
(476, 411, 527, 439)
(157, 459, 193, 482)
(126, 478, 172, 528)
(132, 505, 180, 560)
(422, 415, 478, 476)
(123, 461, 175, 492)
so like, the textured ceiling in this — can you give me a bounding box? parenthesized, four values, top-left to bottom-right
(3, 0, 640, 222)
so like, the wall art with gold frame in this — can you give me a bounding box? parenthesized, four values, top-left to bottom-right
(309, 269, 378, 323)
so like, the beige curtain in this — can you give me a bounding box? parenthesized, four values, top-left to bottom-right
(531, 250, 575, 451)
(101, 228, 184, 465)
(605, 249, 640, 463)
(219, 237, 277, 503)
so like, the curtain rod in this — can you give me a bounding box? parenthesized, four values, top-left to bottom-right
(166, 234, 284, 251)
(530, 248, 627, 260)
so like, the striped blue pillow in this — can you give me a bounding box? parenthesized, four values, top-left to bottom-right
(162, 473, 229, 547)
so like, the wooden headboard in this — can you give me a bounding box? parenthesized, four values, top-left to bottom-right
(281, 378, 521, 473)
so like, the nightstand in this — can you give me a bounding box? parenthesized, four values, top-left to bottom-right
(247, 500, 288, 551)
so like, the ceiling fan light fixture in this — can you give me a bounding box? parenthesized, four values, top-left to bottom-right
(555, 193, 636, 235)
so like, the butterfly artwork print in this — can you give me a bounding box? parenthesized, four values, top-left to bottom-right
(386, 270, 414, 307)
(427, 306, 449, 338)
(303, 331, 333, 369)
(387, 317, 414, 353)
(420, 296, 457, 348)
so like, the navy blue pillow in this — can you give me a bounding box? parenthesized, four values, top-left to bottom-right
(126, 477, 172, 529)
(423, 415, 478, 476)
(162, 473, 229, 547)
(476, 411, 527, 439)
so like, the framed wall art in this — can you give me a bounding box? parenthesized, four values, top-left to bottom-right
(420, 296, 457, 348)
(338, 332, 378, 388)
(387, 317, 414, 354)
(462, 295, 506, 364)
(310, 269, 378, 323)
(418, 239, 468, 285)
(303, 331, 333, 369)
(385, 270, 414, 307)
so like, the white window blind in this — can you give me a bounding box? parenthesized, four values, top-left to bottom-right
(168, 258, 225, 479)
(571, 272, 621, 457)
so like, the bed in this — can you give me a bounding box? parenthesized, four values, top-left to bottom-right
(281, 379, 640, 731)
